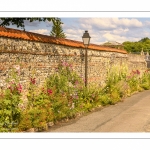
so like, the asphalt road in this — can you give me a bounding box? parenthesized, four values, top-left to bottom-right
(48, 90, 150, 132)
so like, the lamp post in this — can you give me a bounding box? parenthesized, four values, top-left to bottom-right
(82, 31, 91, 87)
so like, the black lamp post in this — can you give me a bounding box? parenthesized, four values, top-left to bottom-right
(82, 31, 91, 87)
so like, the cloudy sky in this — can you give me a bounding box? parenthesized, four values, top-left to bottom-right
(6, 18, 150, 45)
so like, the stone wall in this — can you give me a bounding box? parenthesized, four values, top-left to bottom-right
(146, 60, 150, 68)
(0, 36, 147, 90)
(128, 54, 147, 73)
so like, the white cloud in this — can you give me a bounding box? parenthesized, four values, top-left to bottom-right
(64, 28, 87, 41)
(78, 18, 116, 30)
(142, 31, 150, 37)
(80, 23, 93, 30)
(102, 33, 126, 43)
(62, 18, 144, 44)
(102, 33, 141, 43)
(116, 18, 143, 28)
(29, 29, 49, 35)
(143, 20, 150, 25)
(65, 28, 83, 35)
(78, 18, 143, 31)
(112, 28, 129, 35)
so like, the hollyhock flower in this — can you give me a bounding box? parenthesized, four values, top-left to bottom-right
(30, 78, 36, 84)
(65, 62, 69, 67)
(10, 79, 15, 85)
(13, 65, 21, 75)
(92, 94, 95, 98)
(17, 70, 21, 75)
(69, 64, 73, 68)
(75, 95, 79, 99)
(17, 84, 22, 93)
(47, 89, 53, 95)
(136, 70, 140, 75)
(55, 68, 58, 72)
(13, 65, 20, 71)
(132, 70, 136, 75)
(71, 103, 75, 109)
(62, 61, 69, 67)
(62, 62, 66, 66)
(75, 80, 79, 85)
(8, 86, 13, 92)
(18, 103, 25, 110)
(127, 76, 131, 79)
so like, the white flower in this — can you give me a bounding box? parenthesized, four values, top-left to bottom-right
(13, 65, 20, 71)
(71, 103, 75, 109)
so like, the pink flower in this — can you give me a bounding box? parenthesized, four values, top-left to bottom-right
(66, 63, 68, 66)
(10, 80, 15, 85)
(75, 80, 79, 85)
(75, 95, 78, 99)
(131, 70, 136, 75)
(127, 76, 131, 79)
(69, 64, 73, 68)
(30, 78, 36, 84)
(47, 89, 53, 95)
(62, 62, 69, 67)
(8, 86, 14, 93)
(17, 84, 22, 93)
(136, 70, 140, 75)
(62, 62, 66, 66)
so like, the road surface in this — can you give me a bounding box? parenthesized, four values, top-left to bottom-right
(48, 90, 150, 132)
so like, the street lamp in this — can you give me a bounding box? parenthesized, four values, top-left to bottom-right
(82, 31, 91, 87)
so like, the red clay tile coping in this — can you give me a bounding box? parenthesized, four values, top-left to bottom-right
(0, 26, 127, 54)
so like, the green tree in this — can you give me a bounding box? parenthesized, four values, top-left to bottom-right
(0, 18, 62, 30)
(139, 37, 149, 43)
(50, 18, 66, 38)
(123, 37, 150, 53)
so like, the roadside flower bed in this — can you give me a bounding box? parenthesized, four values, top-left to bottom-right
(0, 62, 150, 132)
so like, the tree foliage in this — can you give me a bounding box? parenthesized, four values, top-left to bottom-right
(123, 37, 150, 53)
(0, 18, 62, 30)
(50, 18, 66, 38)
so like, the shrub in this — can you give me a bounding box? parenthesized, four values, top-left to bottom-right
(18, 110, 32, 131)
(140, 69, 150, 90)
(0, 69, 22, 132)
(126, 70, 141, 92)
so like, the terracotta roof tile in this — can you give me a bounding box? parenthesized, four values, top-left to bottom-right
(0, 26, 127, 54)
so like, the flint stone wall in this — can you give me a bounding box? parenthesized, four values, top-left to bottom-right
(0, 37, 147, 90)
(128, 54, 147, 71)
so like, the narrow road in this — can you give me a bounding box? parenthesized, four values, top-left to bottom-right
(48, 90, 150, 132)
